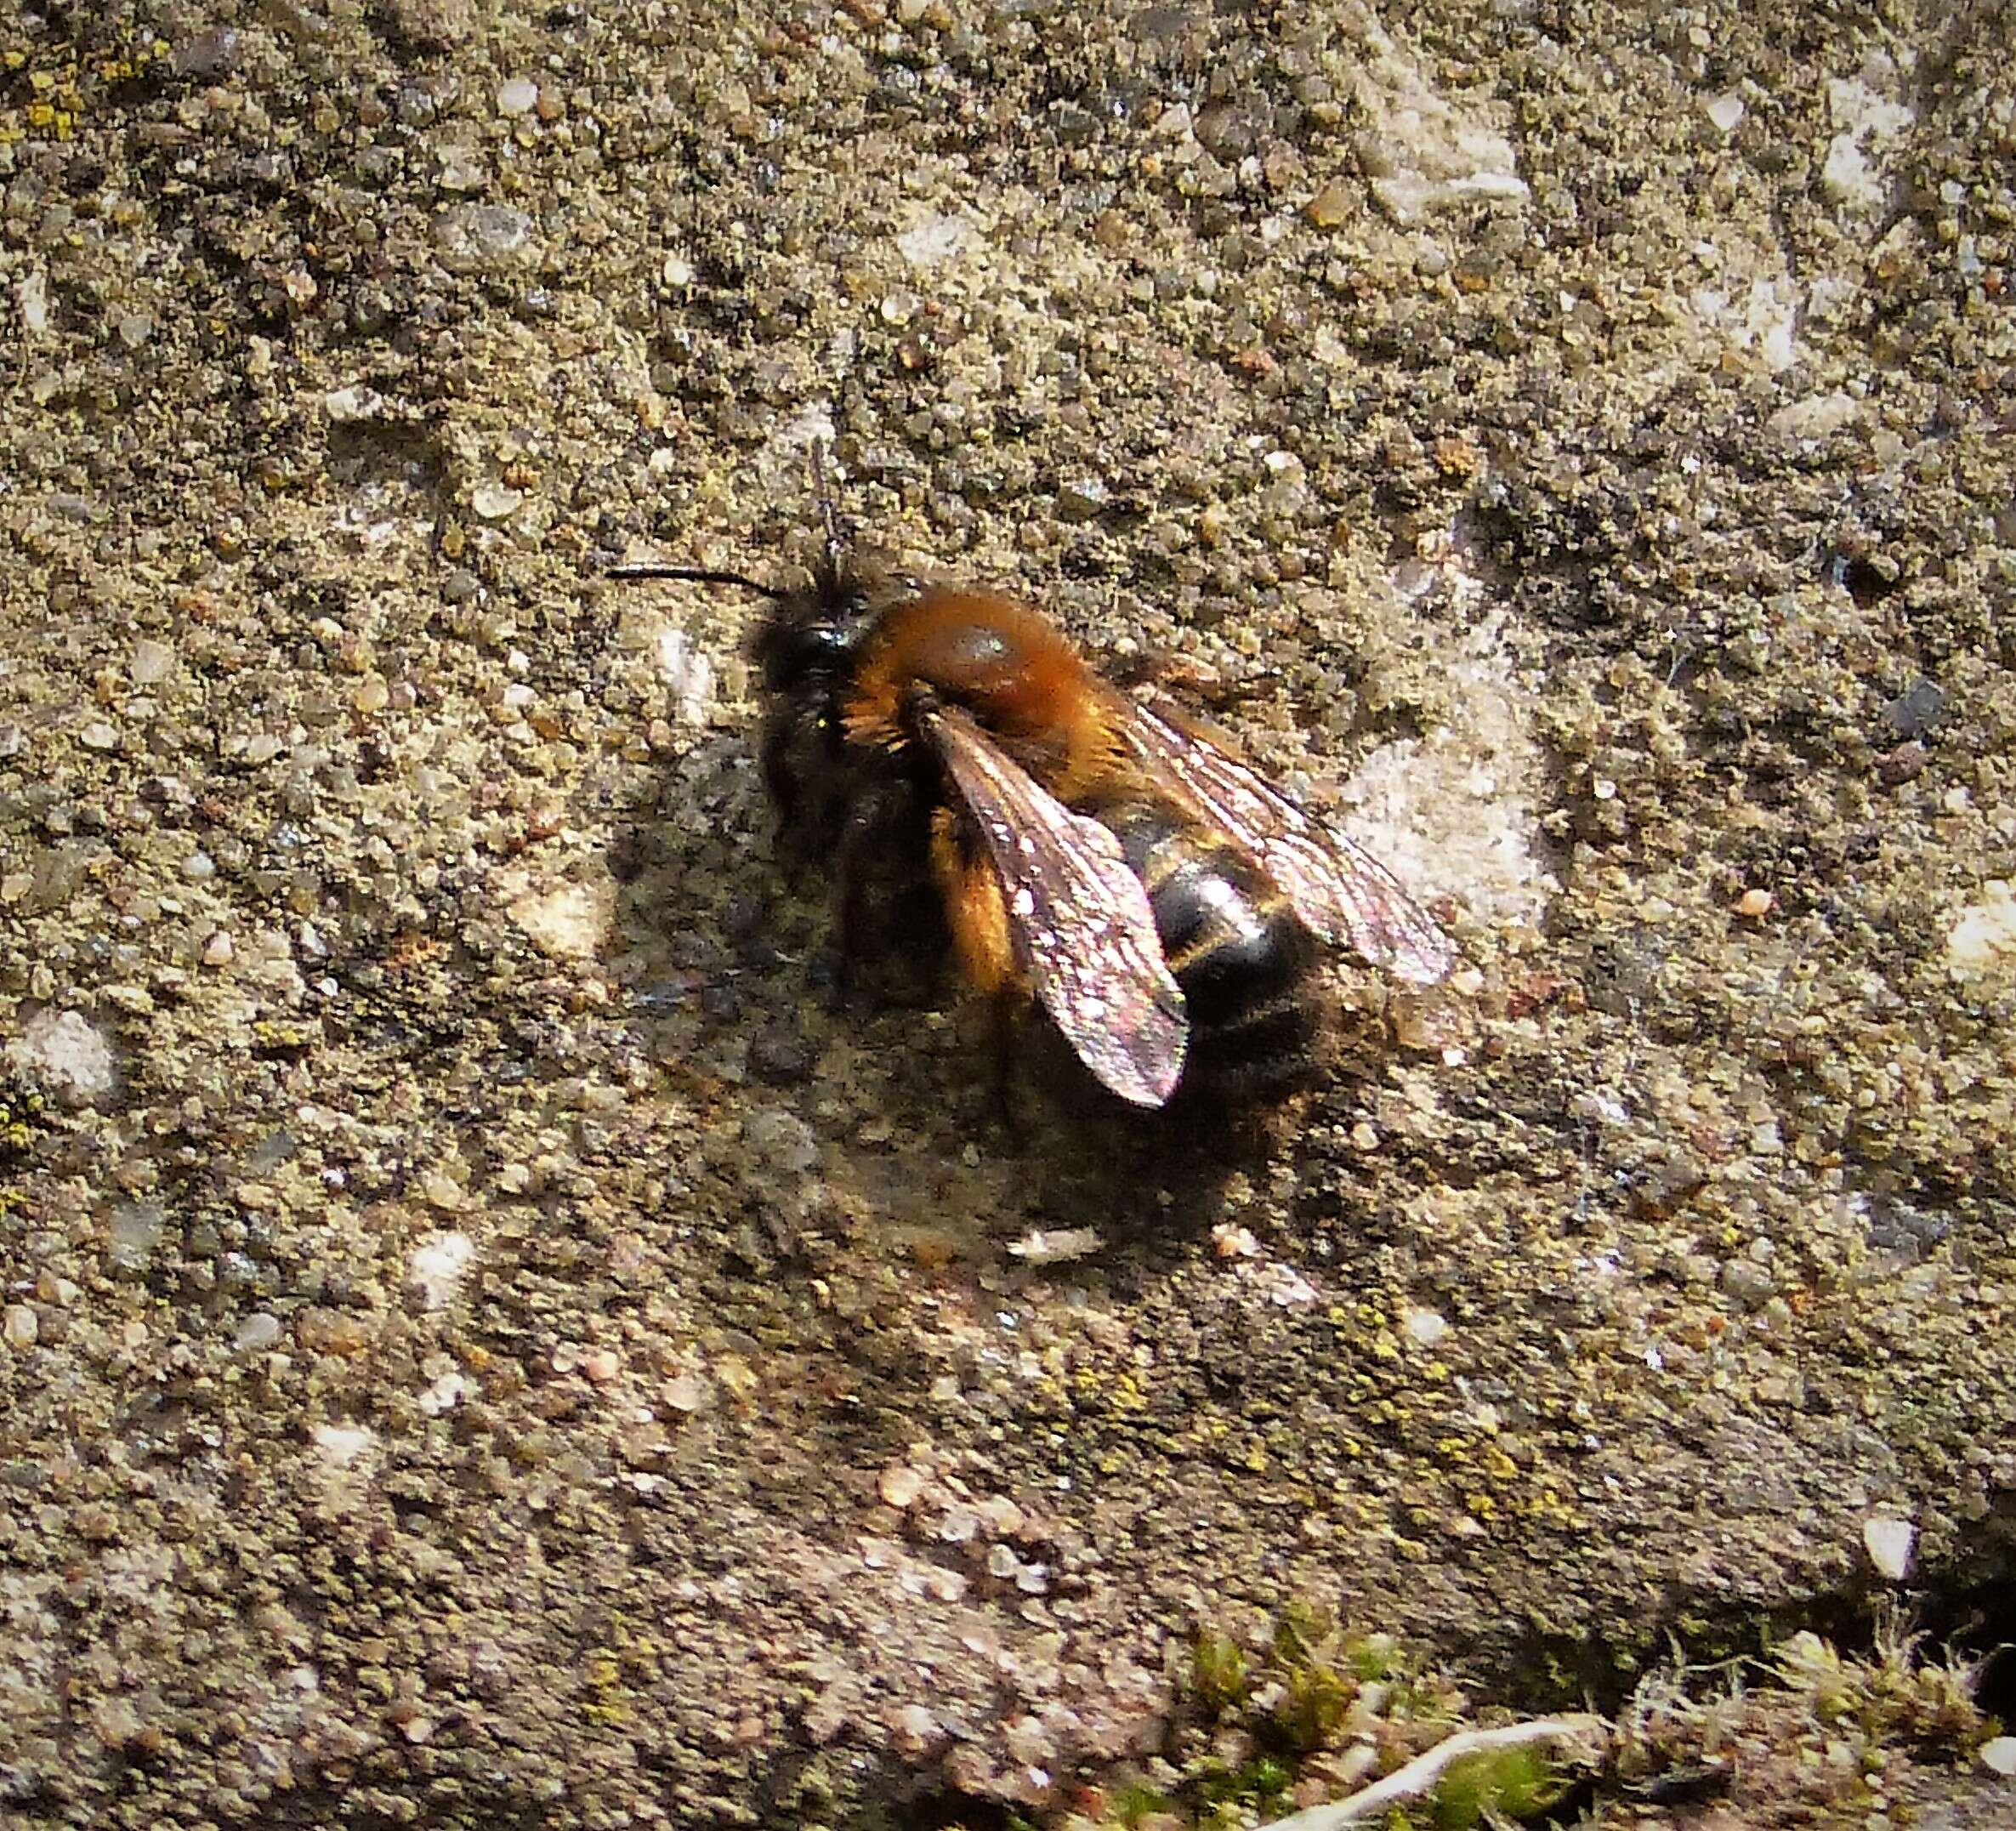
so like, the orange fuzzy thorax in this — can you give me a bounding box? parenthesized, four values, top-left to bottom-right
(841, 589, 1127, 796)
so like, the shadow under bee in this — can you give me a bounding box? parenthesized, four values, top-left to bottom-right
(610, 446, 1456, 1155)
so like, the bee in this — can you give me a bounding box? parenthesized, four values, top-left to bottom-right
(612, 458, 1456, 1107)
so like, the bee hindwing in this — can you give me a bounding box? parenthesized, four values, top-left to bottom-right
(1121, 697, 1457, 987)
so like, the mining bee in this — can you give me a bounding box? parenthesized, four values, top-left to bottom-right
(611, 452, 1456, 1107)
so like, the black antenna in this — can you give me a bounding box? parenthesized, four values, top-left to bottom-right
(610, 435, 846, 598)
(806, 436, 848, 589)
(605, 562, 783, 600)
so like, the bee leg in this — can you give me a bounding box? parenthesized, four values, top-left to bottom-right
(985, 994, 1025, 1135)
(827, 831, 877, 1004)
(827, 782, 940, 1006)
(928, 804, 1026, 1129)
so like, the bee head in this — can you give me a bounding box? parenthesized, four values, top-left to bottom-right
(749, 555, 873, 696)
(611, 436, 877, 702)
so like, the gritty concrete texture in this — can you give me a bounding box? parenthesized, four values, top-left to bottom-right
(2, 0, 2013, 1826)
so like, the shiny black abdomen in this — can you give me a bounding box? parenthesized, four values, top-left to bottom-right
(1095, 796, 1324, 1089)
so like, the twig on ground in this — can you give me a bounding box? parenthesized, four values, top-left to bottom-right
(1259, 1713, 1610, 1830)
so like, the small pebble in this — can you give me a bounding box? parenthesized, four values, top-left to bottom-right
(420, 1171, 464, 1212)
(313, 1422, 376, 1466)
(235, 1312, 283, 1354)
(1403, 1306, 1450, 1347)
(892, 1703, 941, 1755)
(895, 214, 969, 267)
(408, 1231, 475, 1308)
(91, 1696, 148, 1750)
(298, 1311, 372, 1357)
(1981, 1736, 2016, 1777)
(1877, 741, 1926, 786)
(419, 1371, 467, 1415)
(978, 1494, 1024, 1536)
(878, 1463, 925, 1510)
(1862, 1515, 1916, 1581)
(1003, 1715, 1051, 1764)
(1883, 678, 1946, 740)
(471, 482, 524, 521)
(1736, 887, 1774, 918)
(323, 384, 385, 424)
(1307, 179, 1353, 226)
(1702, 90, 1746, 133)
(12, 1009, 118, 1107)
(747, 1024, 815, 1086)
(1055, 477, 1110, 522)
(3, 1305, 39, 1350)
(1007, 1226, 1102, 1265)
(1949, 884, 2016, 975)
(497, 77, 539, 116)
(19, 270, 48, 334)
(173, 26, 241, 76)
(664, 1370, 711, 1413)
(110, 1201, 165, 1268)
(744, 1108, 819, 1175)
(433, 203, 538, 275)
(656, 628, 715, 725)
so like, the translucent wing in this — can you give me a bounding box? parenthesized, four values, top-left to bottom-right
(1119, 695, 1458, 987)
(920, 703, 1188, 1106)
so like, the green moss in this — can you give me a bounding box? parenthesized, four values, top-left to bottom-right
(1428, 1745, 1567, 1828)
(1195, 1752, 1292, 1821)
(1264, 1603, 1357, 1751)
(1192, 1629, 1251, 1713)
(1105, 1782, 1177, 1826)
(1276, 1658, 1353, 1752)
(1346, 1633, 1405, 1682)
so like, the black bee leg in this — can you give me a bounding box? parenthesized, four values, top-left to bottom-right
(826, 809, 889, 1005)
(827, 862, 866, 1004)
(985, 997, 1025, 1137)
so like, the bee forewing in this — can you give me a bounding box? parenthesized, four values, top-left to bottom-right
(1122, 698, 1457, 987)
(921, 704, 1188, 1106)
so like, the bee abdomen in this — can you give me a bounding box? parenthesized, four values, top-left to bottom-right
(1103, 803, 1325, 1086)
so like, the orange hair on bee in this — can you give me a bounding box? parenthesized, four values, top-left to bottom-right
(843, 589, 1127, 795)
(930, 805, 1018, 999)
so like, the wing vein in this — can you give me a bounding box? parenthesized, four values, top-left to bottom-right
(922, 703, 1187, 1106)
(1121, 695, 1457, 987)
